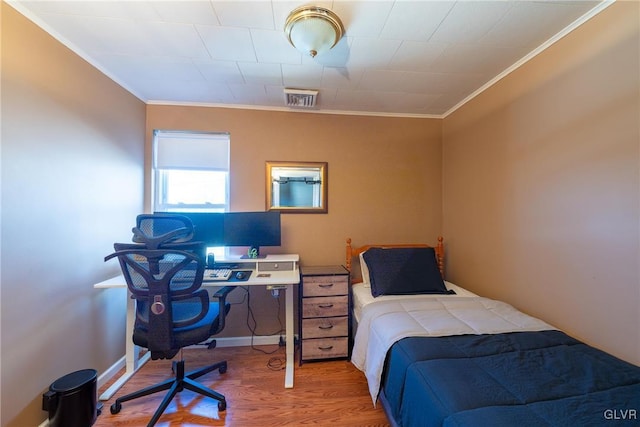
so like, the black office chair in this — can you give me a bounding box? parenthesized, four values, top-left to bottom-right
(105, 215, 233, 426)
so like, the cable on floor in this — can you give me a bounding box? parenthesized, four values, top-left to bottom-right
(243, 286, 285, 355)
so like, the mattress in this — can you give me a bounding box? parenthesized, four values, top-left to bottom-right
(351, 281, 477, 323)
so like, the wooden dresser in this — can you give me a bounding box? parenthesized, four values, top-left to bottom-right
(299, 265, 350, 363)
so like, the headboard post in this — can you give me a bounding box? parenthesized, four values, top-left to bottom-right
(436, 236, 444, 278)
(345, 238, 353, 272)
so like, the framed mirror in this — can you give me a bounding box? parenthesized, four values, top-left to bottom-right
(266, 161, 328, 213)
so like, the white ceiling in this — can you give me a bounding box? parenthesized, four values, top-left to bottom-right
(10, 0, 608, 117)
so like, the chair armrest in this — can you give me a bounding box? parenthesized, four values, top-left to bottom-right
(212, 286, 235, 303)
(210, 286, 235, 334)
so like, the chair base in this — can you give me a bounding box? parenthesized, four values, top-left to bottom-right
(110, 359, 227, 427)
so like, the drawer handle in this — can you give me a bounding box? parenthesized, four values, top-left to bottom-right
(318, 303, 334, 309)
(318, 283, 334, 288)
(318, 345, 334, 351)
(318, 324, 334, 330)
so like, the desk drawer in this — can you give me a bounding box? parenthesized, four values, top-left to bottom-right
(258, 261, 294, 271)
(302, 276, 348, 297)
(302, 296, 348, 318)
(301, 337, 348, 360)
(302, 316, 348, 339)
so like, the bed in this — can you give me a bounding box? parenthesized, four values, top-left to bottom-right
(346, 237, 640, 427)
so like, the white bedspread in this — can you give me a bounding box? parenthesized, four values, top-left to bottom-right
(351, 296, 555, 404)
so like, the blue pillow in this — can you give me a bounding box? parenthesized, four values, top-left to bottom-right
(362, 247, 454, 297)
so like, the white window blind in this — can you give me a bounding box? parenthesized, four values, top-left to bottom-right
(154, 131, 229, 171)
(152, 130, 230, 212)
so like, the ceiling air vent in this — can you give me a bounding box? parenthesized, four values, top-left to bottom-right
(284, 88, 318, 108)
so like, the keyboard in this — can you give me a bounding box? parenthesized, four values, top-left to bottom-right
(204, 268, 232, 281)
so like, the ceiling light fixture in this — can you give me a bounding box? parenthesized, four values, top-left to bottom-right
(284, 5, 345, 58)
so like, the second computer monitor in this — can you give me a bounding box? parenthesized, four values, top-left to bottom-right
(223, 211, 281, 257)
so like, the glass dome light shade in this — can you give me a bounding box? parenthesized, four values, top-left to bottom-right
(285, 6, 344, 58)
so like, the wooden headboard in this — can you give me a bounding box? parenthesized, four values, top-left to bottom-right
(345, 237, 445, 283)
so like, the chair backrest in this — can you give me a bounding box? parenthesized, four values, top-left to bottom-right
(132, 213, 195, 249)
(109, 243, 210, 359)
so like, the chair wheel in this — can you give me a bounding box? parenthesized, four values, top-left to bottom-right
(219, 365, 227, 374)
(218, 400, 226, 411)
(110, 401, 122, 414)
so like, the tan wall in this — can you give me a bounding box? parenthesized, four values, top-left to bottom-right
(146, 106, 443, 337)
(1, 3, 145, 426)
(443, 1, 639, 365)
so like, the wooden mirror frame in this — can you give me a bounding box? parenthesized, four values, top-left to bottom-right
(265, 161, 328, 213)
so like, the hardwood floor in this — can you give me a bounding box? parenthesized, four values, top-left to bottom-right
(95, 345, 389, 426)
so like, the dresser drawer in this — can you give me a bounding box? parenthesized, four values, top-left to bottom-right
(302, 296, 348, 318)
(302, 316, 348, 339)
(301, 337, 349, 360)
(302, 275, 348, 297)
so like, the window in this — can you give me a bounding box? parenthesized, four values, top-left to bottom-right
(153, 130, 230, 213)
(156, 169, 227, 212)
(153, 130, 230, 257)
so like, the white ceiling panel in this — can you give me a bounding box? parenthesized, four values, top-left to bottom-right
(282, 63, 324, 88)
(150, 1, 219, 25)
(251, 28, 302, 64)
(359, 69, 448, 93)
(346, 37, 402, 68)
(212, 0, 275, 29)
(228, 83, 270, 104)
(142, 80, 235, 104)
(237, 62, 283, 86)
(193, 59, 245, 84)
(332, 1, 394, 37)
(430, 1, 512, 44)
(381, 1, 455, 41)
(388, 41, 448, 72)
(196, 25, 257, 61)
(429, 43, 531, 76)
(142, 21, 211, 58)
(321, 66, 364, 89)
(22, 0, 161, 20)
(94, 54, 204, 82)
(10, 0, 608, 117)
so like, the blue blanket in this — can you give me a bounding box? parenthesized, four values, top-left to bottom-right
(381, 331, 640, 426)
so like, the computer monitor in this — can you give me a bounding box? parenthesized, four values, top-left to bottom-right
(223, 211, 281, 258)
(168, 211, 225, 248)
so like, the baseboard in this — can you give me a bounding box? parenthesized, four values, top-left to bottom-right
(97, 355, 125, 390)
(211, 334, 286, 348)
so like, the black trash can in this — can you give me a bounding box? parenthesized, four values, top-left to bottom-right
(42, 369, 98, 427)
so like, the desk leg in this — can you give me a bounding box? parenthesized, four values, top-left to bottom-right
(284, 283, 295, 388)
(99, 290, 151, 401)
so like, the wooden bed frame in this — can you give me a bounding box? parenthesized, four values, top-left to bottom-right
(345, 236, 445, 283)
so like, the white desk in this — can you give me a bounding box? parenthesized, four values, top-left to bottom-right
(94, 254, 300, 401)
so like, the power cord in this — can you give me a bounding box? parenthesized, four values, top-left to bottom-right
(267, 357, 286, 371)
(244, 287, 285, 356)
(225, 286, 288, 368)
